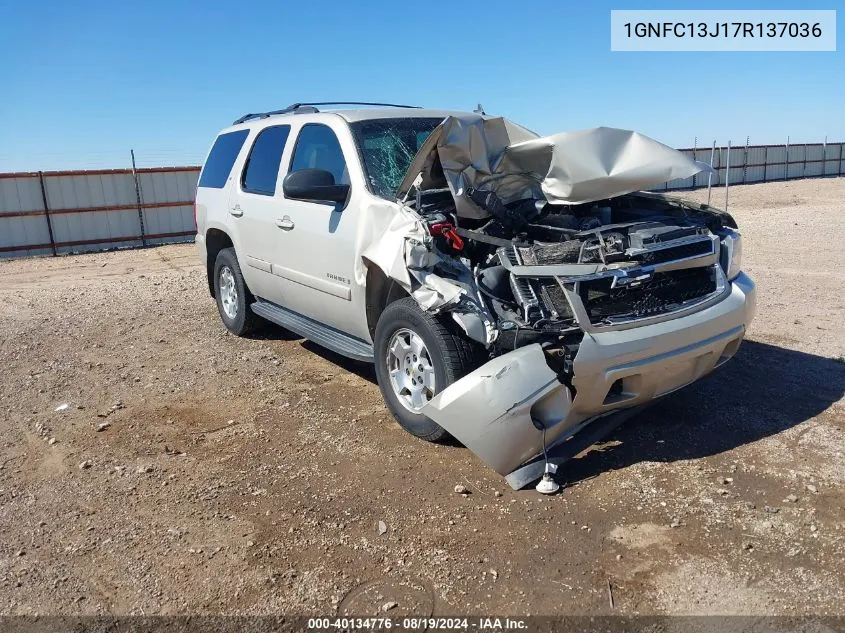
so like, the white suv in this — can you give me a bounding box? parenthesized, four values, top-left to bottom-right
(195, 102, 755, 488)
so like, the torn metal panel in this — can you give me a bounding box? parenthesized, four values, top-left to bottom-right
(397, 115, 711, 215)
(421, 344, 573, 475)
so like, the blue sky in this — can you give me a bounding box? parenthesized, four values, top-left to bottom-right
(0, 0, 841, 171)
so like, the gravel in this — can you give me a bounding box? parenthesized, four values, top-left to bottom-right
(0, 178, 843, 616)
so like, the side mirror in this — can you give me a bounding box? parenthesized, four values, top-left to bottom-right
(283, 168, 349, 205)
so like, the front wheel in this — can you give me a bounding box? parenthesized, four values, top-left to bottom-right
(373, 298, 482, 442)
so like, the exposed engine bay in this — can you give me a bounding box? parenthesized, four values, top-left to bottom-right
(406, 185, 737, 366)
(380, 113, 745, 380)
(362, 114, 752, 486)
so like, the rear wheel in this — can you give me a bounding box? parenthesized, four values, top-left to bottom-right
(213, 247, 261, 336)
(374, 298, 482, 442)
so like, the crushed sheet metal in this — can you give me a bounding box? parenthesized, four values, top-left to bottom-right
(407, 268, 463, 311)
(421, 344, 573, 475)
(357, 199, 423, 292)
(451, 308, 497, 346)
(405, 240, 466, 311)
(397, 115, 711, 216)
(502, 127, 712, 205)
(397, 115, 538, 218)
(451, 312, 489, 345)
(354, 197, 475, 329)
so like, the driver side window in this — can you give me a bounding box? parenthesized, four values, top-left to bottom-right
(289, 124, 349, 186)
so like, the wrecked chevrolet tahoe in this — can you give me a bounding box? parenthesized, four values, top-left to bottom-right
(195, 103, 755, 489)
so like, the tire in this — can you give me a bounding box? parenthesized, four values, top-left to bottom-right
(213, 247, 261, 336)
(373, 297, 482, 442)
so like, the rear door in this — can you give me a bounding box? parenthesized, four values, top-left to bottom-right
(227, 124, 292, 303)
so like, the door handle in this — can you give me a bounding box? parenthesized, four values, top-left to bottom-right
(229, 204, 244, 217)
(276, 216, 295, 230)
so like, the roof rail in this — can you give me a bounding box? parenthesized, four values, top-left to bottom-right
(232, 102, 421, 125)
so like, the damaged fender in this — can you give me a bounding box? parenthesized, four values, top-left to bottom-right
(357, 200, 467, 314)
(421, 344, 572, 475)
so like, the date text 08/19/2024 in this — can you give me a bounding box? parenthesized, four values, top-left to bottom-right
(306, 617, 528, 630)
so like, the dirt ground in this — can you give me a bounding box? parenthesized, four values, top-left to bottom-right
(0, 178, 843, 618)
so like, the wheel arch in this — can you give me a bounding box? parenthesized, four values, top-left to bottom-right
(364, 259, 410, 340)
(205, 228, 234, 297)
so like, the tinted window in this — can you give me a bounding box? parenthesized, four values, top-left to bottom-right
(349, 118, 443, 198)
(289, 124, 349, 187)
(198, 130, 250, 189)
(241, 125, 290, 195)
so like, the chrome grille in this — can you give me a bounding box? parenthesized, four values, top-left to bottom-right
(577, 266, 717, 324)
(632, 238, 714, 266)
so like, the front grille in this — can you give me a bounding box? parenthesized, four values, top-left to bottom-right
(578, 266, 717, 324)
(632, 239, 713, 266)
(519, 241, 582, 266)
(538, 280, 573, 319)
(500, 246, 541, 321)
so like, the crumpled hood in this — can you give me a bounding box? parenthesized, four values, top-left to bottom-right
(397, 114, 711, 219)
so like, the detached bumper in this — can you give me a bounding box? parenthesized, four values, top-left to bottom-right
(422, 273, 756, 487)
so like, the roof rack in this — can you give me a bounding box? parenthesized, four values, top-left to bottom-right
(232, 102, 422, 125)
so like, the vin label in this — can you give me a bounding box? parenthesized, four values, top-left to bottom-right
(611, 10, 836, 51)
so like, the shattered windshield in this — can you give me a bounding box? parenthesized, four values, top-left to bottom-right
(349, 117, 444, 199)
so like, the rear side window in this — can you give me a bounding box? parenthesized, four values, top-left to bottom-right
(241, 125, 291, 195)
(289, 124, 349, 186)
(198, 130, 250, 189)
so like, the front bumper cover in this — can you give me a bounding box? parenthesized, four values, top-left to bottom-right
(422, 273, 756, 488)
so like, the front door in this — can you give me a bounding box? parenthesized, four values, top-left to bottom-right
(268, 122, 363, 338)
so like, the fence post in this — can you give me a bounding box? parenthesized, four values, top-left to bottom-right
(803, 143, 807, 178)
(692, 137, 697, 189)
(822, 135, 827, 177)
(763, 145, 768, 182)
(724, 140, 731, 212)
(743, 136, 749, 184)
(37, 171, 57, 257)
(839, 141, 843, 177)
(785, 136, 790, 181)
(707, 140, 716, 205)
(130, 149, 147, 247)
